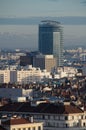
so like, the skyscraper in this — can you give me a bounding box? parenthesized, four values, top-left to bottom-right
(38, 20, 63, 66)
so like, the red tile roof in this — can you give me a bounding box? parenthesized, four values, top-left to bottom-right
(2, 118, 31, 125)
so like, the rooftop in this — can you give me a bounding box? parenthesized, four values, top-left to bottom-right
(41, 20, 60, 24)
(39, 20, 61, 27)
(2, 117, 31, 125)
(0, 102, 84, 114)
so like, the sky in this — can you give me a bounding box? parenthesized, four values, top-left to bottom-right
(0, 0, 86, 50)
(0, 0, 86, 17)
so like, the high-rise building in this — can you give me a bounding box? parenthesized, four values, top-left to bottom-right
(38, 20, 63, 66)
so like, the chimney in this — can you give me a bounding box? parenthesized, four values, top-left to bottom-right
(29, 116, 33, 123)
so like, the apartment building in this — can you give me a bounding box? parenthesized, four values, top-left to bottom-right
(0, 65, 51, 84)
(17, 66, 51, 84)
(0, 116, 43, 130)
(57, 66, 78, 78)
(0, 101, 86, 130)
(0, 65, 81, 83)
(0, 70, 10, 83)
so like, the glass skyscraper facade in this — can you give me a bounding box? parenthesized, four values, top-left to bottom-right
(38, 20, 63, 66)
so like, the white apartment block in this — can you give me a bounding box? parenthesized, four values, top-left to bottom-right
(0, 65, 51, 84)
(17, 66, 51, 84)
(0, 65, 79, 84)
(0, 70, 10, 83)
(56, 66, 78, 78)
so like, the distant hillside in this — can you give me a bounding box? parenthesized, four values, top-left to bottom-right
(0, 16, 86, 25)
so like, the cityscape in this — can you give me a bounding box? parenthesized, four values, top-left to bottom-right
(0, 0, 86, 130)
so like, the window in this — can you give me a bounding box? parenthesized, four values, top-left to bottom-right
(47, 122, 55, 127)
(81, 115, 83, 119)
(54, 115, 59, 120)
(65, 116, 68, 120)
(83, 122, 85, 127)
(42, 115, 45, 119)
(66, 124, 68, 128)
(50, 115, 54, 120)
(33, 115, 38, 119)
(60, 116, 65, 120)
(45, 115, 48, 119)
(73, 122, 78, 127)
(68, 116, 74, 120)
(38, 126, 41, 130)
(32, 127, 35, 130)
(22, 128, 26, 130)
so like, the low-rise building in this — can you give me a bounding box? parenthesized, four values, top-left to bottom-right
(55, 66, 78, 78)
(1, 116, 43, 130)
(0, 88, 33, 99)
(0, 101, 86, 130)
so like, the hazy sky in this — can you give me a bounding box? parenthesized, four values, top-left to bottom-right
(0, 0, 86, 17)
(0, 0, 86, 50)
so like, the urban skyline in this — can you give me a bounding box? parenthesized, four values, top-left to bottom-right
(0, 1, 86, 130)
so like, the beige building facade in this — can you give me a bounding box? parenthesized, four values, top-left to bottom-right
(33, 55, 57, 72)
(1, 117, 43, 130)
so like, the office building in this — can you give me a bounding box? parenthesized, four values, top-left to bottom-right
(39, 20, 63, 66)
(20, 55, 32, 66)
(33, 54, 57, 72)
(20, 51, 40, 66)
